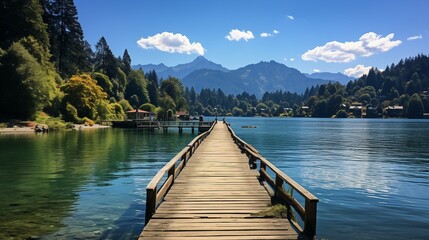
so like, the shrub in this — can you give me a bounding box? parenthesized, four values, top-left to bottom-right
(82, 117, 94, 126)
(335, 110, 348, 118)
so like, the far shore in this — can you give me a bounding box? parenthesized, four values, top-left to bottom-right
(0, 124, 110, 135)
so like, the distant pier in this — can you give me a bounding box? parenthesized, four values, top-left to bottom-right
(110, 120, 213, 133)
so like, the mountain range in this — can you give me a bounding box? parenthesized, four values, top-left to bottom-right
(305, 72, 355, 84)
(133, 57, 352, 97)
(133, 56, 229, 79)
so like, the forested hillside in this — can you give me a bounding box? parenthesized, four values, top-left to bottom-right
(1, 0, 427, 125)
(0, 0, 189, 125)
(183, 55, 429, 118)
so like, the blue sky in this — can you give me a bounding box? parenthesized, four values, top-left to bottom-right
(75, 0, 429, 77)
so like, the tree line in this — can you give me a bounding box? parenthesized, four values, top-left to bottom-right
(1, 0, 428, 126)
(0, 0, 190, 124)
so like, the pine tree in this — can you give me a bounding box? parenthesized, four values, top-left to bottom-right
(122, 49, 132, 76)
(94, 36, 118, 79)
(0, 0, 50, 51)
(43, 0, 90, 77)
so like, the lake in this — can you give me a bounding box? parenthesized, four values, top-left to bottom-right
(0, 118, 428, 239)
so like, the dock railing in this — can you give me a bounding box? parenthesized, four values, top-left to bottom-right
(144, 120, 217, 224)
(224, 121, 319, 239)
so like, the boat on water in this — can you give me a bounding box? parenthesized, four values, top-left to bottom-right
(241, 125, 257, 128)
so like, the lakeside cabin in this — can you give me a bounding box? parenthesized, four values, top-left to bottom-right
(176, 111, 190, 120)
(384, 106, 404, 118)
(126, 109, 150, 120)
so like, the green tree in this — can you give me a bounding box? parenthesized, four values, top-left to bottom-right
(92, 72, 113, 97)
(121, 49, 131, 76)
(408, 93, 423, 118)
(335, 110, 348, 118)
(60, 73, 107, 119)
(94, 37, 118, 79)
(0, 0, 50, 51)
(139, 103, 156, 113)
(313, 99, 328, 117)
(160, 77, 182, 102)
(125, 69, 149, 106)
(160, 77, 187, 111)
(118, 99, 133, 112)
(0, 41, 57, 119)
(232, 107, 244, 116)
(43, 0, 90, 77)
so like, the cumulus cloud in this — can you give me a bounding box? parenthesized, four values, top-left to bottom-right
(288, 15, 294, 20)
(260, 30, 279, 38)
(260, 32, 272, 38)
(225, 29, 254, 42)
(137, 32, 205, 55)
(407, 34, 422, 41)
(290, 58, 295, 61)
(302, 32, 401, 63)
(344, 64, 372, 78)
(313, 69, 320, 73)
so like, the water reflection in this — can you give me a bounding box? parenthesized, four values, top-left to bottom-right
(0, 128, 195, 239)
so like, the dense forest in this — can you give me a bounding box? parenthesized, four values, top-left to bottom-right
(1, 0, 428, 129)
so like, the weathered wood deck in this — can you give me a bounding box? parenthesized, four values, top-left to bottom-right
(140, 121, 318, 239)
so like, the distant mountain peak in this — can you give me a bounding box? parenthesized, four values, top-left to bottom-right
(132, 56, 229, 79)
(193, 55, 207, 61)
(306, 72, 354, 84)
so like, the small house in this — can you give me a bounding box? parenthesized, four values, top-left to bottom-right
(384, 106, 403, 118)
(176, 111, 190, 120)
(126, 109, 150, 120)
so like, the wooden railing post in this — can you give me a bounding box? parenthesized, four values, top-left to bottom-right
(275, 174, 283, 197)
(145, 187, 157, 224)
(260, 162, 267, 180)
(168, 165, 175, 185)
(303, 199, 318, 239)
(248, 155, 256, 169)
(182, 154, 187, 167)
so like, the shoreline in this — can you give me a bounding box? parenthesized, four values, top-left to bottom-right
(0, 124, 111, 135)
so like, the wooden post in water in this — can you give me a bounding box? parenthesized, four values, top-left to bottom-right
(304, 198, 318, 239)
(145, 187, 156, 224)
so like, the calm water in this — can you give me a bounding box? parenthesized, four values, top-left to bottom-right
(227, 117, 429, 240)
(0, 118, 428, 240)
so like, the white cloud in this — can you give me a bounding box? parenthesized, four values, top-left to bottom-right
(261, 30, 279, 38)
(313, 69, 320, 73)
(344, 64, 372, 78)
(137, 32, 205, 55)
(288, 15, 294, 20)
(302, 32, 401, 63)
(290, 58, 295, 61)
(260, 32, 272, 38)
(225, 29, 254, 42)
(407, 34, 422, 41)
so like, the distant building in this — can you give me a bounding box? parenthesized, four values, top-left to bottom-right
(126, 109, 150, 120)
(348, 102, 362, 118)
(297, 106, 310, 117)
(365, 105, 379, 118)
(176, 111, 190, 120)
(384, 106, 403, 118)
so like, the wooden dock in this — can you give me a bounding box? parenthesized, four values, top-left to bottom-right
(140, 121, 318, 240)
(111, 120, 213, 133)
